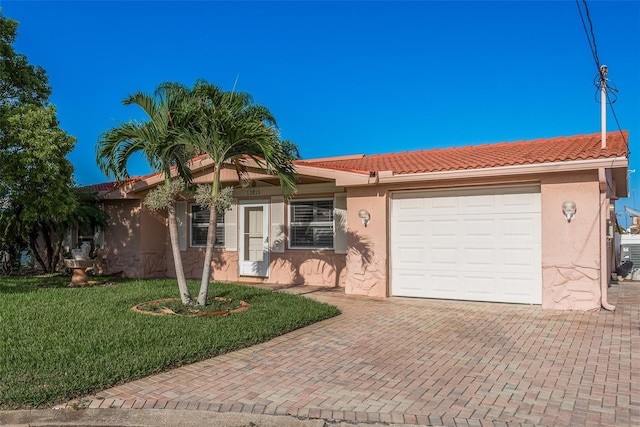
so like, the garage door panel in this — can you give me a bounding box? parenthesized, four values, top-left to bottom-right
(431, 196, 458, 211)
(463, 194, 495, 211)
(394, 271, 429, 297)
(464, 248, 495, 266)
(502, 276, 541, 302)
(431, 247, 457, 265)
(429, 219, 459, 237)
(396, 219, 425, 239)
(502, 247, 539, 268)
(394, 246, 425, 265)
(394, 197, 425, 210)
(502, 192, 541, 211)
(464, 219, 494, 237)
(391, 186, 541, 304)
(501, 217, 538, 239)
(429, 274, 461, 297)
(464, 274, 498, 297)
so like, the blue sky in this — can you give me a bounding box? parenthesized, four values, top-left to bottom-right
(2, 1, 639, 223)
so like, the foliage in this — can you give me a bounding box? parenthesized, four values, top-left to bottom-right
(0, 277, 340, 409)
(189, 81, 299, 199)
(187, 81, 300, 305)
(0, 14, 50, 107)
(143, 178, 187, 211)
(66, 189, 109, 241)
(194, 184, 234, 213)
(96, 83, 197, 304)
(0, 13, 94, 274)
(97, 80, 301, 306)
(96, 82, 197, 182)
(0, 104, 77, 272)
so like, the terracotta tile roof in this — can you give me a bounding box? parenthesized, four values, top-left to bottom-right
(79, 181, 120, 193)
(295, 131, 628, 175)
(80, 174, 151, 193)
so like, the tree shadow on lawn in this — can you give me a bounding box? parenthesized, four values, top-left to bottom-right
(0, 274, 124, 294)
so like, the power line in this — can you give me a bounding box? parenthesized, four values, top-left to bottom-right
(576, 0, 602, 79)
(575, 0, 628, 147)
(607, 91, 629, 155)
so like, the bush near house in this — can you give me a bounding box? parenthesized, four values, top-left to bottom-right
(0, 277, 340, 409)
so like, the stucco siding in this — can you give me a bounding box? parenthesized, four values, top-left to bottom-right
(343, 174, 609, 309)
(344, 186, 388, 298)
(271, 251, 346, 287)
(540, 172, 602, 310)
(165, 248, 345, 286)
(99, 200, 143, 278)
(166, 248, 238, 281)
(96, 159, 620, 311)
(137, 207, 168, 277)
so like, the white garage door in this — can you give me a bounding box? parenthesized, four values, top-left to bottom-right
(390, 186, 541, 304)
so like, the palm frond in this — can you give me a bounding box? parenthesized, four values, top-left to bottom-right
(96, 82, 199, 187)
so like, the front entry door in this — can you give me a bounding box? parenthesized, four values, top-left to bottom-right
(239, 201, 269, 277)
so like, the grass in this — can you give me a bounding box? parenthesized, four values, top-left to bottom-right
(0, 276, 340, 409)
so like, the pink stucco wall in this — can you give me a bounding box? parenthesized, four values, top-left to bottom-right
(98, 200, 168, 278)
(540, 172, 604, 310)
(98, 200, 144, 278)
(270, 251, 346, 287)
(167, 248, 238, 281)
(165, 247, 346, 287)
(344, 186, 388, 298)
(100, 168, 616, 311)
(341, 172, 614, 310)
(138, 206, 168, 278)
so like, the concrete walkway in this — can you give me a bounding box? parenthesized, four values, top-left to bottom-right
(24, 283, 640, 426)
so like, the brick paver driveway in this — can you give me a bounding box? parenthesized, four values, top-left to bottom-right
(71, 282, 639, 426)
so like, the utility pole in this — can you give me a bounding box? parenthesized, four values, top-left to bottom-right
(600, 64, 608, 149)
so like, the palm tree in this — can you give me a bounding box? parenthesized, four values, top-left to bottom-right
(96, 83, 196, 304)
(189, 81, 298, 306)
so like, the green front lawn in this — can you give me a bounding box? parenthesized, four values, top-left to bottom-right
(0, 277, 340, 409)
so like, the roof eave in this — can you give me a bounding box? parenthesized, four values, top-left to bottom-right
(375, 156, 629, 184)
(294, 164, 373, 186)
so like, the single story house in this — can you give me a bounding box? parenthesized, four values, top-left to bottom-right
(91, 130, 629, 311)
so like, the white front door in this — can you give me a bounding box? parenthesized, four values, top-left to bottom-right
(239, 200, 270, 277)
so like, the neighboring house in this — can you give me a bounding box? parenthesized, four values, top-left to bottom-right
(93, 131, 629, 311)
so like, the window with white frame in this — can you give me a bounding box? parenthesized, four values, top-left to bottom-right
(191, 205, 225, 247)
(289, 199, 334, 249)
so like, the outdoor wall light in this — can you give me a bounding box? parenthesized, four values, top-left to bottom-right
(562, 200, 577, 223)
(358, 209, 371, 227)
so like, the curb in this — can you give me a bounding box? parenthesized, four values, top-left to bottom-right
(0, 409, 415, 427)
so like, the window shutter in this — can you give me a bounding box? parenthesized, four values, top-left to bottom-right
(176, 201, 187, 251)
(224, 200, 238, 251)
(334, 193, 347, 254)
(271, 196, 285, 253)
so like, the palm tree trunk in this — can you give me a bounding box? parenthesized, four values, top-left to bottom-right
(197, 168, 221, 306)
(167, 201, 192, 304)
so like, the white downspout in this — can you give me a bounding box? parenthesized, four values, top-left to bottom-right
(599, 167, 615, 311)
